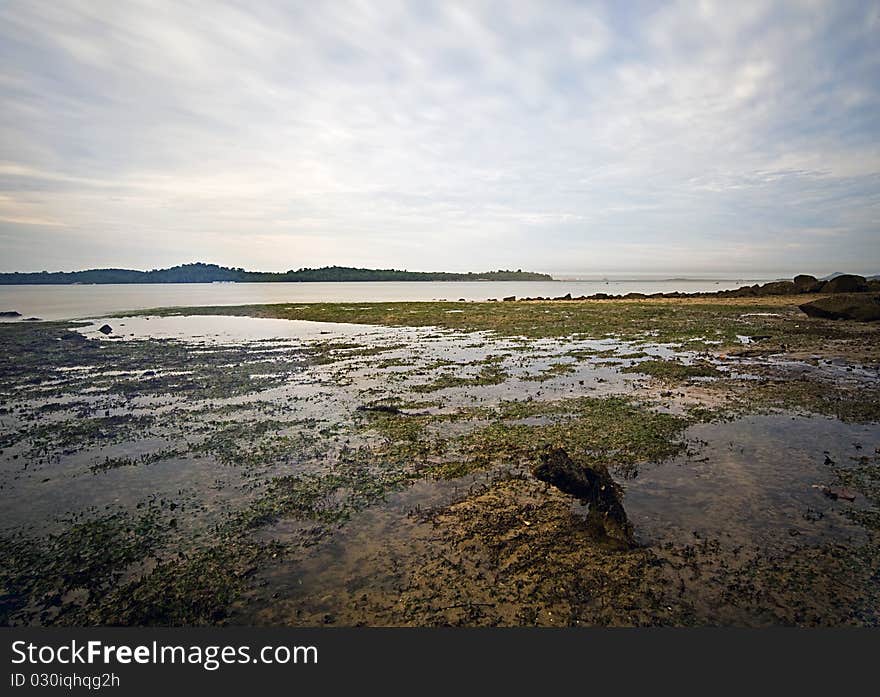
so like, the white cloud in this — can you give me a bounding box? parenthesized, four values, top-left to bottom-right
(0, 0, 878, 273)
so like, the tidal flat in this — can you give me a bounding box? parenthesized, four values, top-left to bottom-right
(1, 296, 879, 626)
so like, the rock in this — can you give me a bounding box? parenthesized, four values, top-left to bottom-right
(502, 295, 516, 302)
(531, 448, 633, 545)
(798, 294, 880, 322)
(793, 274, 822, 293)
(22, 317, 41, 321)
(755, 280, 798, 296)
(820, 274, 869, 293)
(355, 404, 402, 415)
(622, 292, 647, 299)
(0, 310, 22, 318)
(822, 486, 857, 502)
(98, 324, 113, 335)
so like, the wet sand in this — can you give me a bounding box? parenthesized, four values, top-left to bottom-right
(1, 298, 878, 626)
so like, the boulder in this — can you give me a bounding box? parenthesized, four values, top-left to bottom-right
(531, 448, 633, 545)
(502, 295, 516, 302)
(799, 293, 880, 322)
(793, 274, 822, 293)
(820, 274, 869, 293)
(98, 324, 113, 335)
(0, 310, 21, 318)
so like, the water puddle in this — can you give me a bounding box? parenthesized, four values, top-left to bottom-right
(626, 414, 878, 548)
(232, 413, 879, 625)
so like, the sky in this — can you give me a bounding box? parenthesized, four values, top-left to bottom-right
(0, 0, 878, 275)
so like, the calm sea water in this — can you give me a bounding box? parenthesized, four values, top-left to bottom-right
(0, 278, 774, 321)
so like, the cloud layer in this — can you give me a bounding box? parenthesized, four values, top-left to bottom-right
(1, 0, 878, 274)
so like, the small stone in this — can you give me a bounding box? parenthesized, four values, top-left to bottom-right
(824, 487, 857, 502)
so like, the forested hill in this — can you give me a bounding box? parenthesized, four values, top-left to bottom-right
(0, 263, 554, 284)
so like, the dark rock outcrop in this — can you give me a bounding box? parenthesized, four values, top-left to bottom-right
(755, 280, 798, 296)
(531, 448, 633, 545)
(799, 293, 880, 322)
(793, 274, 822, 293)
(0, 310, 21, 318)
(98, 324, 113, 335)
(820, 274, 869, 294)
(502, 295, 516, 302)
(489, 272, 876, 304)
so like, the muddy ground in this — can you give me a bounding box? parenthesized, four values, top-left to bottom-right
(0, 296, 878, 626)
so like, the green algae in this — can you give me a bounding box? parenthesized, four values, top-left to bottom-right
(134, 297, 879, 358)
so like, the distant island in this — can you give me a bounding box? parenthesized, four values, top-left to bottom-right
(0, 262, 554, 285)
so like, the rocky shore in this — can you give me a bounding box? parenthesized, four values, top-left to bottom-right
(494, 273, 880, 321)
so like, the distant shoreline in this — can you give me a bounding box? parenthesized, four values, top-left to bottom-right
(0, 262, 554, 285)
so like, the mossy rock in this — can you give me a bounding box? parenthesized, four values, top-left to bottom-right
(799, 293, 880, 322)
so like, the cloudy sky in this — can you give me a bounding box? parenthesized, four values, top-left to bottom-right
(1, 0, 878, 274)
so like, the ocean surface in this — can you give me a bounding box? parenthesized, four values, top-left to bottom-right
(0, 277, 776, 321)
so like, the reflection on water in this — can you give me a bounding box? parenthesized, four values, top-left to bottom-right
(626, 415, 877, 548)
(234, 414, 880, 626)
(78, 314, 394, 343)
